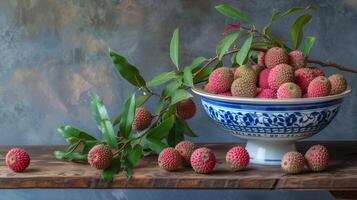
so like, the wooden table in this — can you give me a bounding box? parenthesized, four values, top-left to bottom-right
(0, 141, 356, 199)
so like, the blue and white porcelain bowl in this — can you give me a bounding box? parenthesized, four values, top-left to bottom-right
(192, 84, 351, 165)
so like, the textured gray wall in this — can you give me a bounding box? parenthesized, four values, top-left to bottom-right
(0, 0, 356, 199)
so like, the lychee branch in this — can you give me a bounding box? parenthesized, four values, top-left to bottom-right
(307, 59, 357, 73)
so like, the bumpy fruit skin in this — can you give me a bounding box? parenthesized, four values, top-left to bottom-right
(305, 145, 329, 172)
(288, 50, 306, 69)
(218, 91, 233, 96)
(264, 47, 289, 69)
(234, 65, 257, 83)
(226, 146, 249, 171)
(257, 88, 277, 99)
(5, 148, 30, 172)
(294, 68, 315, 93)
(307, 76, 331, 98)
(258, 68, 271, 89)
(277, 82, 302, 99)
(204, 83, 217, 94)
(252, 64, 265, 74)
(176, 99, 196, 119)
(132, 107, 153, 131)
(158, 147, 182, 171)
(268, 64, 294, 90)
(207, 67, 234, 93)
(309, 67, 325, 77)
(88, 145, 113, 170)
(190, 147, 216, 174)
(175, 141, 196, 167)
(257, 52, 265, 67)
(328, 74, 347, 95)
(281, 151, 305, 174)
(231, 78, 257, 97)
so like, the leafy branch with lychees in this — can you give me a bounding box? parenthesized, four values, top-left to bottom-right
(54, 4, 356, 182)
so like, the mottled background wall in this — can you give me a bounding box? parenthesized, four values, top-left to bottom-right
(0, 0, 356, 199)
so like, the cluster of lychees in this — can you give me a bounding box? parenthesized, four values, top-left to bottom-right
(158, 141, 250, 174)
(204, 47, 348, 99)
(281, 144, 329, 174)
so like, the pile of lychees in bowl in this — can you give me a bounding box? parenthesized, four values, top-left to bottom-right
(204, 47, 348, 99)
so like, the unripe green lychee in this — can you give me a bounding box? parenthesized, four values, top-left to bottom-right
(87, 145, 113, 170)
(264, 47, 289, 69)
(277, 82, 302, 99)
(176, 98, 196, 119)
(328, 74, 347, 95)
(268, 63, 294, 90)
(132, 107, 153, 131)
(234, 65, 257, 83)
(231, 78, 257, 98)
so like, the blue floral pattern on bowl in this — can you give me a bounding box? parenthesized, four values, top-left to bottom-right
(201, 97, 341, 139)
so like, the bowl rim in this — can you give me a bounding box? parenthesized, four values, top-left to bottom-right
(191, 83, 352, 104)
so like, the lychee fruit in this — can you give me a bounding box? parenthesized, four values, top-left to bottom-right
(328, 74, 347, 95)
(158, 147, 182, 171)
(190, 147, 216, 174)
(257, 51, 265, 67)
(218, 91, 233, 96)
(230, 67, 238, 74)
(234, 65, 257, 83)
(309, 67, 325, 77)
(305, 145, 329, 172)
(268, 63, 295, 90)
(294, 68, 316, 93)
(258, 68, 271, 89)
(226, 146, 249, 171)
(231, 78, 257, 98)
(264, 47, 289, 69)
(5, 148, 30, 172)
(87, 144, 113, 170)
(132, 107, 153, 131)
(288, 50, 306, 69)
(252, 64, 265, 74)
(277, 82, 302, 99)
(176, 98, 196, 120)
(175, 141, 196, 167)
(307, 76, 331, 98)
(281, 151, 305, 174)
(257, 88, 277, 99)
(204, 83, 217, 94)
(207, 67, 234, 93)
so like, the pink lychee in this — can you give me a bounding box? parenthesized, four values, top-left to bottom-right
(190, 147, 216, 174)
(264, 47, 289, 69)
(294, 68, 316, 93)
(256, 88, 277, 99)
(226, 146, 249, 171)
(288, 50, 306, 69)
(207, 67, 234, 93)
(158, 147, 182, 171)
(307, 76, 331, 98)
(257, 52, 265, 67)
(305, 145, 329, 172)
(258, 68, 271, 89)
(277, 82, 302, 99)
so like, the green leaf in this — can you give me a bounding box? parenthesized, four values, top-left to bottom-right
(119, 93, 136, 139)
(193, 66, 214, 84)
(57, 126, 97, 143)
(215, 4, 252, 22)
(101, 157, 121, 182)
(188, 56, 206, 70)
(216, 31, 240, 60)
(281, 6, 317, 17)
(146, 71, 177, 87)
(109, 49, 146, 87)
(236, 33, 253, 65)
(183, 67, 193, 87)
(167, 118, 185, 146)
(170, 89, 193, 106)
(302, 36, 316, 57)
(162, 79, 182, 98)
(146, 115, 175, 139)
(127, 144, 142, 167)
(252, 41, 273, 48)
(262, 11, 281, 36)
(54, 151, 87, 161)
(290, 14, 312, 50)
(155, 98, 165, 115)
(170, 28, 179, 70)
(146, 138, 168, 153)
(113, 95, 149, 127)
(100, 120, 118, 149)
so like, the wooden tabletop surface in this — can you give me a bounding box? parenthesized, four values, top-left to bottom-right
(0, 141, 356, 190)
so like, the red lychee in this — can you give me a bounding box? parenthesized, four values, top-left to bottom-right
(288, 50, 306, 69)
(305, 145, 329, 172)
(132, 107, 153, 131)
(264, 47, 289, 69)
(5, 148, 30, 172)
(207, 67, 234, 93)
(256, 88, 277, 99)
(175, 141, 196, 167)
(226, 146, 249, 171)
(294, 68, 316, 93)
(257, 52, 265, 67)
(158, 147, 182, 171)
(190, 147, 216, 174)
(176, 98, 196, 120)
(87, 144, 113, 170)
(307, 76, 331, 98)
(258, 68, 271, 89)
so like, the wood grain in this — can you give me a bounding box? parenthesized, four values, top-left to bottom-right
(0, 141, 356, 190)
